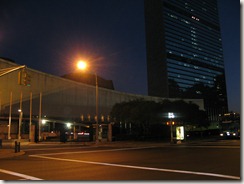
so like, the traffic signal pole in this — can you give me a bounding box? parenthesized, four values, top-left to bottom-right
(0, 65, 32, 141)
(0, 65, 26, 77)
(170, 120, 173, 143)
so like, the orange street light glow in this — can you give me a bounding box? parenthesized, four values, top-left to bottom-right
(77, 61, 87, 70)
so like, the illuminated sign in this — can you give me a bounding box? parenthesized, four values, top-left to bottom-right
(176, 126, 184, 140)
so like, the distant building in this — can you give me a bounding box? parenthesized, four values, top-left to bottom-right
(144, 0, 228, 121)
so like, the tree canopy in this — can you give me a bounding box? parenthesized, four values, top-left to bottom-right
(110, 99, 209, 138)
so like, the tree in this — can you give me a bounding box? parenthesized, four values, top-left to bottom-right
(110, 99, 209, 139)
(110, 99, 162, 137)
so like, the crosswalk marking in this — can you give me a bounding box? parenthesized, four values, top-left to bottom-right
(0, 169, 42, 180)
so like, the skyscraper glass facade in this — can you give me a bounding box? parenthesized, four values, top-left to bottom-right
(144, 0, 228, 121)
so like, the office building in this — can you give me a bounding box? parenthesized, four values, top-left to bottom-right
(144, 0, 228, 121)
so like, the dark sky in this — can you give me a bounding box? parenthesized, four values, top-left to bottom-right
(0, 0, 240, 113)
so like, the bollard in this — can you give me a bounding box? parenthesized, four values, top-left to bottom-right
(14, 141, 20, 153)
(18, 142, 21, 152)
(15, 141, 18, 153)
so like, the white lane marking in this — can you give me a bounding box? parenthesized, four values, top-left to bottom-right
(23, 146, 87, 151)
(0, 168, 42, 180)
(178, 145, 240, 149)
(28, 146, 158, 156)
(30, 154, 240, 180)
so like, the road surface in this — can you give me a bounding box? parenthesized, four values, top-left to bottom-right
(0, 139, 240, 181)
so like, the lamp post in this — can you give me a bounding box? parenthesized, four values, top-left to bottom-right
(18, 109, 23, 140)
(95, 73, 99, 144)
(18, 92, 23, 140)
(77, 60, 99, 144)
(168, 112, 175, 143)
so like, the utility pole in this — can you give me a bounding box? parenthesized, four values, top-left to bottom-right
(18, 92, 23, 140)
(8, 91, 12, 140)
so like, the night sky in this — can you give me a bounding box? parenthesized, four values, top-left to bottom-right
(0, 0, 240, 113)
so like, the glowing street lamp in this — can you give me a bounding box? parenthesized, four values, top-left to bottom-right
(66, 122, 72, 129)
(77, 60, 99, 144)
(42, 119, 47, 125)
(77, 60, 87, 70)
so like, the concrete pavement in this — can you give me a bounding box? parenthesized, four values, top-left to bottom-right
(0, 139, 166, 159)
(0, 139, 28, 159)
(0, 139, 99, 159)
(0, 149, 25, 159)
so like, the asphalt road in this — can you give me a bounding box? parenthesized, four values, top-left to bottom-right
(0, 139, 240, 181)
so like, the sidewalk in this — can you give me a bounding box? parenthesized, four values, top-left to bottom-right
(0, 139, 29, 159)
(0, 149, 25, 159)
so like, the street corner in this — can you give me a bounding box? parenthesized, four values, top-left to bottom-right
(0, 149, 25, 159)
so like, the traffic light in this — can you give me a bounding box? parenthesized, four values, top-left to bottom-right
(166, 121, 176, 126)
(18, 70, 23, 85)
(23, 72, 31, 86)
(18, 69, 31, 86)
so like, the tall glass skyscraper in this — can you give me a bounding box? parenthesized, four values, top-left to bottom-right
(144, 0, 228, 121)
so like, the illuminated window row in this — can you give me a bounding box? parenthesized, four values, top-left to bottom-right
(164, 15, 222, 45)
(166, 47, 223, 68)
(165, 6, 219, 31)
(166, 39, 224, 64)
(186, 3, 218, 23)
(163, 0, 220, 32)
(168, 76, 214, 88)
(166, 44, 224, 68)
(165, 0, 219, 22)
(165, 20, 222, 51)
(168, 68, 215, 85)
(167, 63, 217, 81)
(164, 8, 220, 36)
(166, 53, 224, 73)
(165, 32, 223, 57)
(165, 27, 223, 54)
(166, 50, 221, 69)
(165, 25, 223, 53)
(166, 42, 224, 67)
(167, 59, 222, 77)
(165, 37, 224, 61)
(167, 65, 215, 82)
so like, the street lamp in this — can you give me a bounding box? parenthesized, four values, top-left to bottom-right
(168, 112, 175, 143)
(77, 60, 87, 70)
(66, 122, 72, 129)
(18, 109, 23, 140)
(77, 60, 99, 144)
